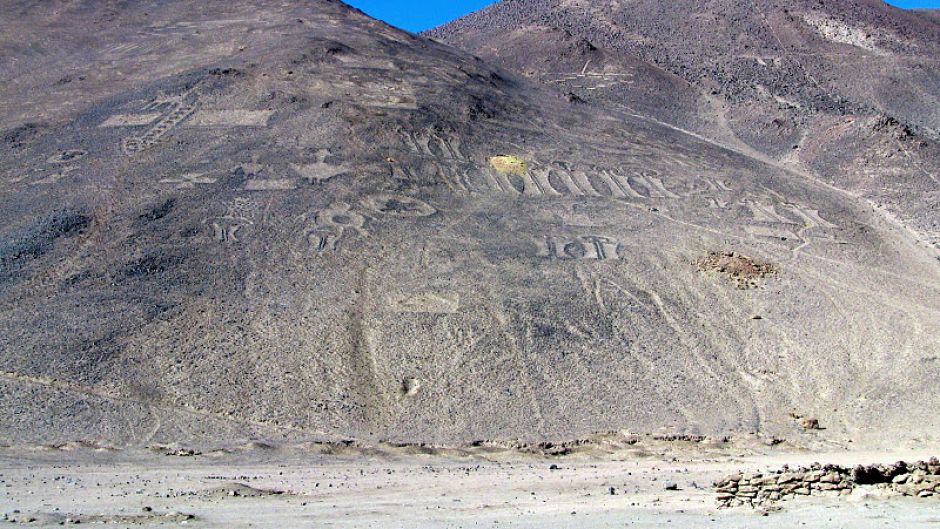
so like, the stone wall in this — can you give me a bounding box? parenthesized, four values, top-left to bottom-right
(715, 458, 940, 508)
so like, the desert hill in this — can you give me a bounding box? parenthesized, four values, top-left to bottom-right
(1, 0, 939, 449)
(428, 0, 940, 261)
(914, 8, 940, 24)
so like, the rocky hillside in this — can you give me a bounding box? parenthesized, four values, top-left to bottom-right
(915, 9, 940, 25)
(1, 0, 939, 449)
(427, 0, 940, 260)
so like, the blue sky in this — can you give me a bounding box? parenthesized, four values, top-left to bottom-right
(346, 0, 940, 32)
(891, 0, 940, 7)
(346, 0, 496, 32)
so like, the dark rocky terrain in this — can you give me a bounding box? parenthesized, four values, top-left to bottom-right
(427, 0, 940, 261)
(1, 0, 940, 451)
(915, 8, 940, 24)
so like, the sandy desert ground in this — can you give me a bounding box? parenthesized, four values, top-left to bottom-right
(2, 444, 939, 528)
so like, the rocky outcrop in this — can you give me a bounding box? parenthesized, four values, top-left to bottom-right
(715, 458, 940, 508)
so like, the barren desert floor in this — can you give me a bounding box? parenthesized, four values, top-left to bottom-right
(2, 446, 939, 528)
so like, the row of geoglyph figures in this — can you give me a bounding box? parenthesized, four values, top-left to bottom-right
(208, 195, 625, 261)
(38, 141, 746, 208)
(159, 157, 730, 201)
(207, 190, 837, 259)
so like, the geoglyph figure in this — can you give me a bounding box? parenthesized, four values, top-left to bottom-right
(308, 203, 368, 252)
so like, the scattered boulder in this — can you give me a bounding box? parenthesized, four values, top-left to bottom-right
(203, 483, 285, 499)
(789, 412, 822, 430)
(401, 377, 422, 396)
(799, 417, 821, 430)
(167, 448, 201, 457)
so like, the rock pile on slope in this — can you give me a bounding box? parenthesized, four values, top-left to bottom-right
(694, 251, 777, 290)
(715, 458, 940, 508)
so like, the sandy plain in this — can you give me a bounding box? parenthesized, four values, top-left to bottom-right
(2, 443, 939, 528)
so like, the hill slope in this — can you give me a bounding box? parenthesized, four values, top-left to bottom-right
(915, 9, 940, 25)
(1, 0, 939, 448)
(427, 0, 940, 261)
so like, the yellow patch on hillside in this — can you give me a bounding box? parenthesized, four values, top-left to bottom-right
(489, 155, 527, 175)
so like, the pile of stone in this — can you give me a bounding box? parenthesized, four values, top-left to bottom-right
(715, 458, 940, 508)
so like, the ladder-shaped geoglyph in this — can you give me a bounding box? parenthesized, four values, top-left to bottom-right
(120, 91, 200, 155)
(99, 82, 276, 155)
